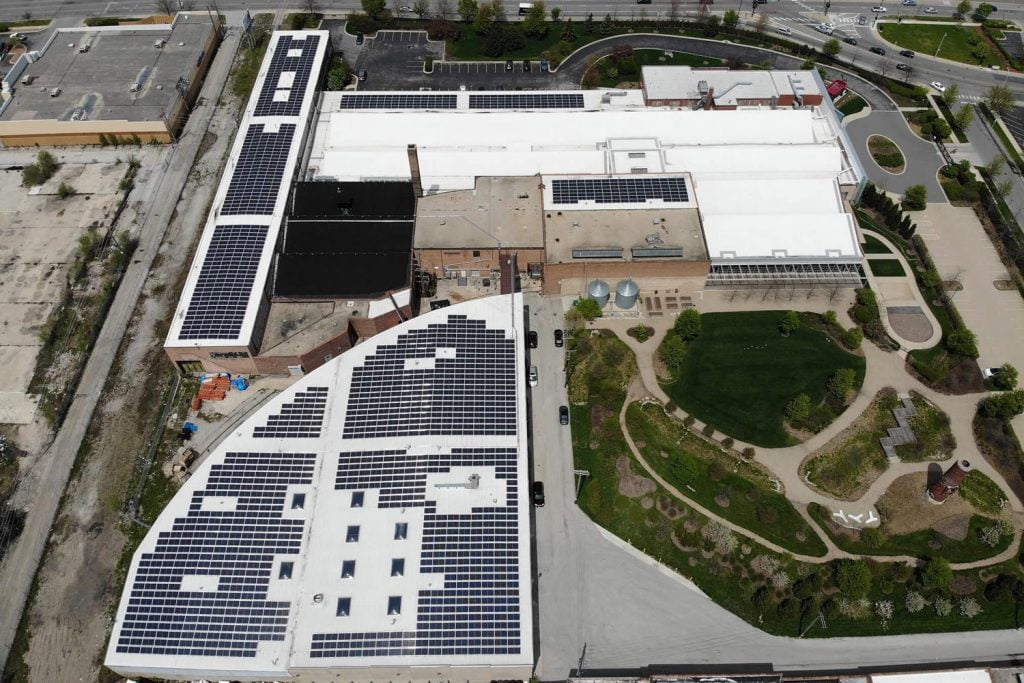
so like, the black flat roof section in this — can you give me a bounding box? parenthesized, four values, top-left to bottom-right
(274, 253, 412, 299)
(291, 181, 416, 218)
(283, 220, 414, 253)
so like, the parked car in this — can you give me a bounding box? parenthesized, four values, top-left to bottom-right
(358, 68, 367, 81)
(931, 80, 947, 92)
(540, 59, 550, 72)
(872, 5, 887, 11)
(554, 329, 564, 347)
(923, 6, 938, 12)
(776, 26, 793, 35)
(637, 0, 653, 4)
(532, 481, 546, 506)
(869, 46, 886, 55)
(523, 59, 531, 71)
(559, 405, 569, 425)
(896, 63, 911, 71)
(355, 32, 364, 45)
(900, 49, 915, 57)
(843, 36, 858, 45)
(528, 330, 538, 348)
(983, 367, 1005, 379)
(529, 365, 538, 387)
(505, 59, 513, 71)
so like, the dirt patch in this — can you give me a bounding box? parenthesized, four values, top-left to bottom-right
(640, 496, 654, 509)
(656, 495, 687, 520)
(876, 472, 977, 536)
(591, 403, 614, 436)
(616, 455, 656, 498)
(714, 492, 731, 508)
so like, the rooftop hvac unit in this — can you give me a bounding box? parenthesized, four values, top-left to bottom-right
(78, 44, 90, 53)
(698, 80, 709, 94)
(20, 74, 34, 85)
(49, 87, 61, 98)
(154, 39, 166, 48)
(130, 82, 140, 92)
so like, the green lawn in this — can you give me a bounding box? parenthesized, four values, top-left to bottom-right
(869, 135, 906, 172)
(878, 22, 1002, 67)
(959, 471, 1010, 515)
(861, 234, 892, 254)
(595, 49, 723, 87)
(838, 94, 868, 117)
(661, 311, 866, 448)
(808, 503, 1012, 562)
(626, 402, 827, 556)
(869, 258, 907, 277)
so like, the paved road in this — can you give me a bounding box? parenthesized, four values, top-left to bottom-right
(0, 28, 241, 674)
(846, 110, 944, 194)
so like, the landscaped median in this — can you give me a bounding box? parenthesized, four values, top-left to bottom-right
(877, 22, 1003, 68)
(867, 135, 906, 173)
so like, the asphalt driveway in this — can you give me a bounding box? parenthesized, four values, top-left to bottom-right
(845, 111, 944, 196)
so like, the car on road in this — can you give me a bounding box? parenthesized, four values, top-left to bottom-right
(528, 330, 538, 348)
(931, 81, 947, 92)
(983, 367, 1005, 379)
(843, 36, 858, 45)
(902, 0, 917, 5)
(358, 68, 367, 81)
(872, 5, 888, 11)
(816, 23, 834, 34)
(400, 4, 413, 10)
(776, 26, 793, 35)
(924, 6, 938, 12)
(356, 32, 364, 45)
(532, 481, 545, 506)
(637, 0, 653, 4)
(900, 49, 915, 57)
(541, 59, 550, 72)
(523, 59, 531, 71)
(870, 46, 886, 55)
(896, 63, 911, 71)
(858, 14, 869, 24)
(554, 329, 564, 347)
(12, 33, 27, 41)
(529, 365, 539, 387)
(559, 405, 569, 425)
(505, 60, 513, 71)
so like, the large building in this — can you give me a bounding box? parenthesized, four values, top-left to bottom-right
(108, 294, 534, 682)
(0, 13, 219, 146)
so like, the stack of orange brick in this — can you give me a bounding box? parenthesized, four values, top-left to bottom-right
(194, 376, 231, 409)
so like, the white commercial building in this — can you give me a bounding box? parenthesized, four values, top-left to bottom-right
(107, 295, 534, 682)
(308, 79, 867, 286)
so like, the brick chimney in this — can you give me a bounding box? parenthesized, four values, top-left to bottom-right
(928, 458, 973, 503)
(705, 86, 715, 110)
(407, 144, 423, 198)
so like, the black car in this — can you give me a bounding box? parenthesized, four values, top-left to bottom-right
(843, 36, 858, 45)
(869, 46, 886, 55)
(554, 329, 564, 347)
(356, 32, 364, 45)
(896, 63, 911, 71)
(523, 59, 531, 71)
(505, 60, 513, 71)
(900, 49, 915, 57)
(559, 405, 569, 425)
(532, 481, 546, 507)
(358, 69, 368, 81)
(528, 330, 538, 348)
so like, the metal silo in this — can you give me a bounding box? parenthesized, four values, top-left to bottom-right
(586, 279, 610, 308)
(615, 278, 639, 309)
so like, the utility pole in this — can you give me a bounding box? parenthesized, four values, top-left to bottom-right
(936, 31, 948, 57)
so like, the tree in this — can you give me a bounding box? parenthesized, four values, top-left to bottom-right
(472, 0, 494, 30)
(940, 82, 959, 107)
(836, 560, 873, 598)
(522, 0, 548, 37)
(600, 13, 615, 35)
(326, 58, 352, 89)
(980, 389, 1024, 421)
(991, 363, 1019, 390)
(560, 17, 576, 41)
(987, 154, 1007, 177)
(821, 309, 838, 326)
(362, 0, 388, 19)
(946, 328, 979, 357)
(902, 184, 928, 210)
(956, 0, 972, 16)
(953, 103, 975, 132)
(574, 297, 602, 320)
(983, 574, 1019, 603)
(434, 0, 453, 19)
(701, 13, 721, 37)
(668, 0, 682, 23)
(458, 0, 478, 21)
(304, 0, 320, 15)
(997, 178, 1014, 198)
(828, 368, 857, 402)
(921, 556, 953, 591)
(660, 333, 687, 370)
(427, 17, 458, 38)
(778, 310, 800, 336)
(551, 6, 561, 19)
(822, 38, 841, 58)
(985, 84, 1014, 115)
(755, 11, 769, 34)
(154, 0, 175, 14)
(786, 394, 812, 423)
(674, 309, 702, 341)
(414, 0, 431, 17)
(722, 9, 739, 28)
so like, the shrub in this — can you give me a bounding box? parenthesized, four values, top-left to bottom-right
(683, 415, 696, 427)
(983, 573, 1020, 602)
(674, 308, 702, 341)
(827, 368, 857, 403)
(742, 447, 756, 459)
(573, 297, 603, 320)
(861, 527, 884, 549)
(57, 182, 76, 199)
(958, 597, 983, 618)
(905, 590, 926, 613)
(660, 332, 687, 371)
(85, 16, 121, 26)
(721, 437, 734, 450)
(841, 327, 863, 350)
(934, 596, 953, 616)
(990, 363, 1018, 391)
(978, 519, 1012, 547)
(664, 400, 677, 412)
(701, 521, 738, 554)
(921, 557, 953, 591)
(946, 328, 979, 358)
(902, 184, 928, 211)
(776, 597, 799, 618)
(701, 423, 715, 437)
(778, 310, 800, 335)
(979, 389, 1024, 421)
(821, 310, 838, 326)
(836, 560, 873, 598)
(786, 394, 812, 423)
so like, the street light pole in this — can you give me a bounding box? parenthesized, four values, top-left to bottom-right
(936, 31, 947, 57)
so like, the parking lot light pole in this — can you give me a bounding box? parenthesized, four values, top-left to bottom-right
(936, 31, 948, 57)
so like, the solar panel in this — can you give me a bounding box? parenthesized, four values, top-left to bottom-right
(254, 34, 321, 117)
(552, 177, 689, 205)
(469, 93, 584, 109)
(572, 247, 623, 259)
(221, 123, 296, 216)
(179, 225, 269, 340)
(114, 452, 317, 658)
(632, 246, 684, 258)
(339, 94, 457, 109)
(253, 386, 329, 438)
(342, 314, 516, 438)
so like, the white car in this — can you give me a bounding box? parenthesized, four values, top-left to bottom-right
(529, 365, 538, 387)
(983, 367, 1005, 379)
(776, 25, 793, 35)
(923, 6, 938, 12)
(872, 5, 888, 11)
(931, 81, 947, 92)
(816, 23, 834, 34)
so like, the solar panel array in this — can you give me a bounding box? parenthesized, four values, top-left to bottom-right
(114, 452, 316, 657)
(343, 315, 516, 438)
(551, 177, 690, 205)
(571, 247, 623, 259)
(253, 386, 329, 438)
(313, 444, 521, 658)
(339, 94, 457, 109)
(179, 225, 269, 340)
(254, 34, 322, 117)
(469, 93, 584, 109)
(632, 246, 684, 258)
(221, 124, 296, 215)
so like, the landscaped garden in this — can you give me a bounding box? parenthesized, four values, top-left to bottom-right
(868, 135, 906, 173)
(659, 310, 866, 448)
(869, 259, 907, 277)
(877, 22, 1003, 68)
(586, 47, 724, 88)
(836, 93, 868, 117)
(861, 234, 892, 254)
